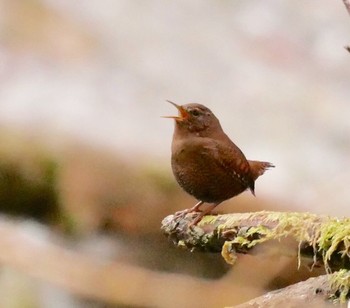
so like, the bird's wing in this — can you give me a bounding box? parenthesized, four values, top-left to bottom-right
(201, 138, 255, 193)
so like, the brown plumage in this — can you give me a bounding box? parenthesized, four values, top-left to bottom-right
(164, 101, 274, 225)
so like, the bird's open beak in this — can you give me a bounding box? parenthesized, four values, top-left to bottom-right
(161, 100, 188, 120)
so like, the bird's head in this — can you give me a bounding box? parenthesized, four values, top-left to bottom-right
(163, 101, 222, 137)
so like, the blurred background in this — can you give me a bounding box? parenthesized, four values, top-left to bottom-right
(0, 0, 349, 307)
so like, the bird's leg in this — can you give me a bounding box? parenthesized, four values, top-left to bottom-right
(188, 200, 205, 212)
(190, 202, 221, 226)
(174, 200, 204, 217)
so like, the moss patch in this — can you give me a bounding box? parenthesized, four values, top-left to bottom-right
(329, 269, 350, 302)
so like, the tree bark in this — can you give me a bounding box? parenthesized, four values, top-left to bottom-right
(161, 211, 350, 270)
(234, 275, 341, 308)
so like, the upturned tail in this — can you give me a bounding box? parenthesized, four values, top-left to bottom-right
(248, 160, 275, 181)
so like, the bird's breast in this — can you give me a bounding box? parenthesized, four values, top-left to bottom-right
(171, 137, 248, 202)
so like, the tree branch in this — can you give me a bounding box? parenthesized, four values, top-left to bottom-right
(234, 274, 338, 308)
(161, 211, 350, 270)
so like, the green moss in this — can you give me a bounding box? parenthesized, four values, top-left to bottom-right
(206, 212, 350, 275)
(198, 215, 219, 226)
(221, 241, 237, 265)
(165, 209, 350, 302)
(318, 219, 350, 272)
(210, 211, 350, 301)
(329, 269, 350, 302)
(213, 212, 324, 266)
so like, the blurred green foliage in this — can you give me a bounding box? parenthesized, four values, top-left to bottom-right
(0, 159, 61, 224)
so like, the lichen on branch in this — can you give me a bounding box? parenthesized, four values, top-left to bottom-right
(162, 211, 350, 303)
(161, 211, 350, 271)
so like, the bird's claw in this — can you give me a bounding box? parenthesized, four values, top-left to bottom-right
(174, 209, 190, 218)
(174, 208, 202, 218)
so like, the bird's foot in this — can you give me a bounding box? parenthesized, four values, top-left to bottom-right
(189, 212, 206, 227)
(188, 202, 221, 227)
(174, 201, 204, 218)
(173, 201, 219, 227)
(174, 208, 201, 218)
(174, 209, 189, 218)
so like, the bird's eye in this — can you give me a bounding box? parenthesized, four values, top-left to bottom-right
(191, 109, 200, 116)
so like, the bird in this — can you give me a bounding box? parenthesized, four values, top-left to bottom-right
(163, 101, 274, 225)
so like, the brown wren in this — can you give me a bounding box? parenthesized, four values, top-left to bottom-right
(164, 101, 274, 225)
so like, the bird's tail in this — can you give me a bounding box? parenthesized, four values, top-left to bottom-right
(248, 160, 275, 181)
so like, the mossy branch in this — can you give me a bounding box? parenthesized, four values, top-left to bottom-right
(161, 211, 350, 271)
(162, 211, 350, 303)
(234, 272, 347, 308)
